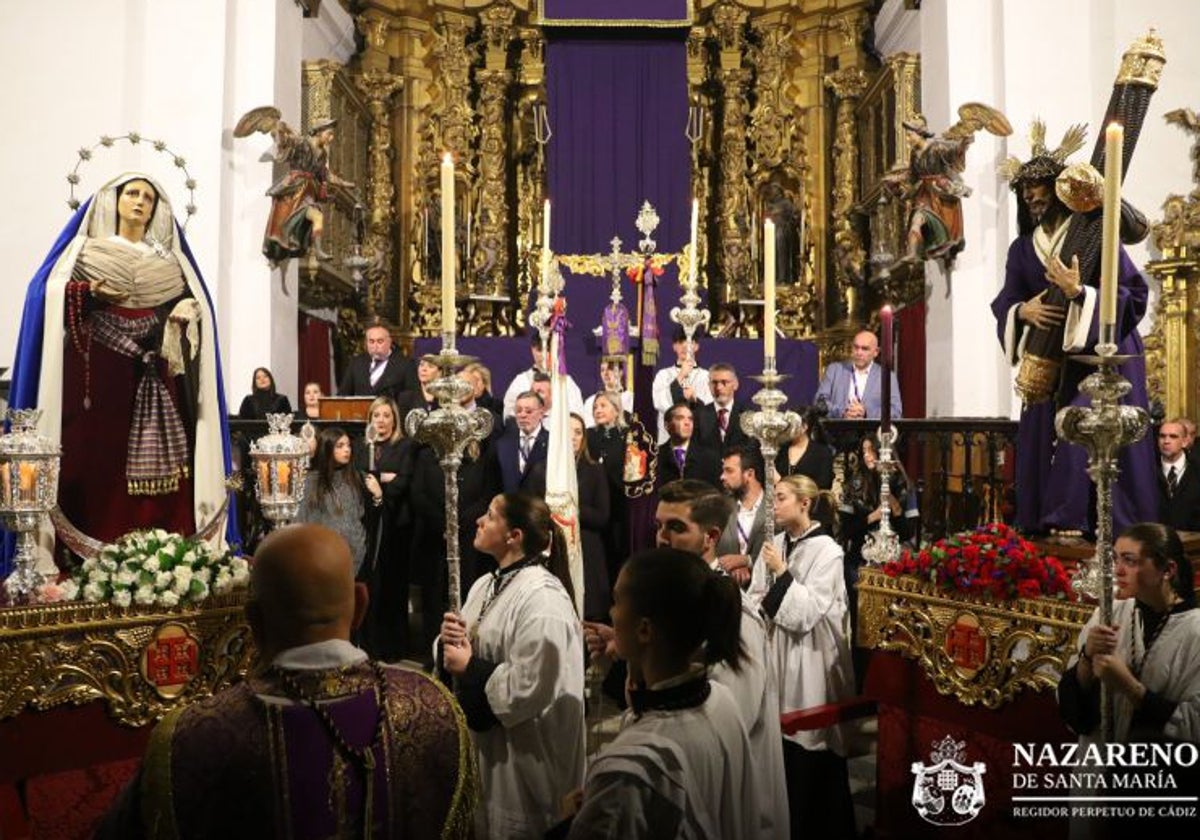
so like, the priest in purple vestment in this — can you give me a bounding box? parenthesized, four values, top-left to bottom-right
(98, 525, 477, 840)
(990, 140, 1158, 536)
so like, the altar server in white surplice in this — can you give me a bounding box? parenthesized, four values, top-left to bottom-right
(1058, 523, 1200, 840)
(570, 548, 758, 840)
(751, 473, 856, 840)
(650, 479, 788, 837)
(440, 492, 585, 840)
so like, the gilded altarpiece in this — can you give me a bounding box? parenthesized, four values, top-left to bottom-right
(315, 1, 885, 349)
(1144, 112, 1200, 420)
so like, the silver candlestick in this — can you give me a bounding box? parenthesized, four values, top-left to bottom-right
(740, 364, 802, 554)
(861, 427, 902, 565)
(404, 333, 494, 614)
(1055, 337, 1149, 743)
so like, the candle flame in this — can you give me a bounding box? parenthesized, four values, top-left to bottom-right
(442, 151, 453, 165)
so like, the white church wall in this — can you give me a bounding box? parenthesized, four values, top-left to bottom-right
(0, 0, 355, 411)
(878, 0, 1198, 418)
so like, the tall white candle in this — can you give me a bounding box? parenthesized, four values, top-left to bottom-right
(764, 219, 776, 359)
(540, 199, 552, 285)
(688, 198, 699, 286)
(1099, 122, 1123, 328)
(441, 152, 455, 335)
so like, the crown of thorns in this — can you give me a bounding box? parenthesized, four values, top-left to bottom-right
(998, 119, 1088, 188)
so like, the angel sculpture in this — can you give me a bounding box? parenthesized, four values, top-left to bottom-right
(1164, 107, 1200, 193)
(234, 107, 356, 266)
(886, 103, 1013, 266)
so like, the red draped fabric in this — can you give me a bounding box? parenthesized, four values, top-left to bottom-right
(866, 652, 1071, 839)
(898, 301, 926, 421)
(297, 312, 333, 398)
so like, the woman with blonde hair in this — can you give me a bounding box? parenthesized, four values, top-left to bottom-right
(751, 473, 856, 839)
(356, 395, 416, 659)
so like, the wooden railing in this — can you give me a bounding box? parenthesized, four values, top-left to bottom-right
(821, 418, 1019, 544)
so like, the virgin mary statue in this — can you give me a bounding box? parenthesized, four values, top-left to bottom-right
(6, 171, 237, 573)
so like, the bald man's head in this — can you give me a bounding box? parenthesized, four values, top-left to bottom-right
(248, 524, 367, 661)
(851, 330, 879, 371)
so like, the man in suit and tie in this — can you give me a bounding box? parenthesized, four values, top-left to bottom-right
(1158, 418, 1200, 532)
(339, 321, 419, 399)
(695, 362, 749, 451)
(814, 329, 902, 420)
(714, 444, 767, 587)
(495, 391, 549, 494)
(655, 402, 721, 490)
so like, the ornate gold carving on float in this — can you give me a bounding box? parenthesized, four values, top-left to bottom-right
(0, 594, 252, 728)
(857, 567, 1093, 709)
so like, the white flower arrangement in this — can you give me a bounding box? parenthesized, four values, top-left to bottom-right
(59, 529, 249, 609)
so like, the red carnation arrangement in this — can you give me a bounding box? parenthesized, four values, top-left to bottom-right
(882, 522, 1075, 602)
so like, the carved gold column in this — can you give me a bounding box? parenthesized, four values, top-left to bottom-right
(825, 67, 868, 326)
(1146, 232, 1200, 419)
(355, 70, 404, 317)
(712, 3, 751, 311)
(513, 26, 547, 323)
(468, 4, 515, 333)
(411, 10, 477, 336)
(686, 25, 712, 298)
(749, 10, 815, 337)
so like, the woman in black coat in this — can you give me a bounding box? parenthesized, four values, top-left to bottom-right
(571, 413, 612, 621)
(586, 392, 629, 586)
(237, 367, 292, 419)
(355, 395, 415, 661)
(409, 430, 500, 655)
(775, 407, 834, 490)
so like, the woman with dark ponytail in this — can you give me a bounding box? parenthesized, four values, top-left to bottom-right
(751, 473, 856, 840)
(440, 492, 584, 840)
(569, 547, 759, 839)
(1058, 522, 1200, 837)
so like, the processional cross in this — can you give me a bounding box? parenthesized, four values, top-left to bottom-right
(554, 201, 684, 368)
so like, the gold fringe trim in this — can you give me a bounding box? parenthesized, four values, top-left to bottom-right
(424, 672, 480, 840)
(128, 466, 189, 496)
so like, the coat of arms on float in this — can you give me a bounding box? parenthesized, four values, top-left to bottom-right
(911, 735, 987, 825)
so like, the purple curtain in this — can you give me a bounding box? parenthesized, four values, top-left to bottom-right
(544, 33, 692, 394)
(541, 0, 691, 25)
(413, 336, 819, 408)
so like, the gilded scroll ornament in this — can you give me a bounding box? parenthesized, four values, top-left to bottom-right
(0, 594, 252, 727)
(858, 567, 1093, 709)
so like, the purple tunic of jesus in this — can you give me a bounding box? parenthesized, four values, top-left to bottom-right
(990, 236, 1159, 534)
